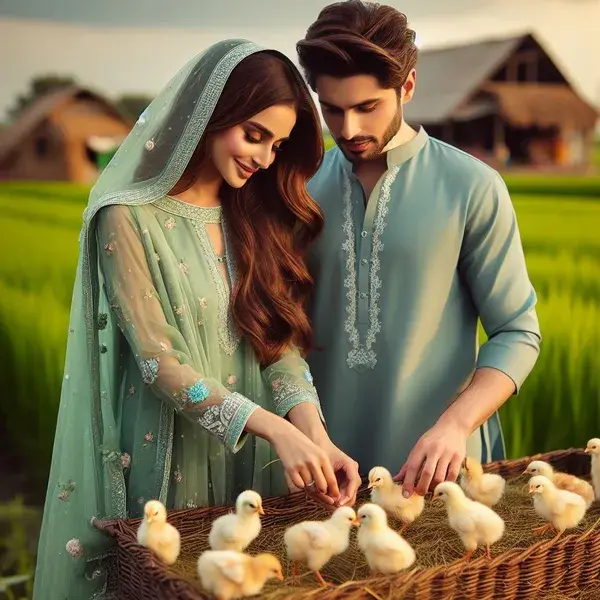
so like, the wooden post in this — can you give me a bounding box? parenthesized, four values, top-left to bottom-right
(493, 115, 507, 165)
(583, 129, 594, 172)
(443, 122, 453, 145)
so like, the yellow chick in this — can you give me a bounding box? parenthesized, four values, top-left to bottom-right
(459, 457, 506, 508)
(284, 506, 358, 586)
(197, 550, 283, 600)
(356, 503, 416, 574)
(368, 466, 425, 533)
(524, 460, 594, 508)
(584, 438, 600, 501)
(209, 490, 264, 552)
(528, 475, 587, 538)
(433, 481, 505, 561)
(136, 500, 181, 565)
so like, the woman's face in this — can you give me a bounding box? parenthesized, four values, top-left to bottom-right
(209, 103, 297, 188)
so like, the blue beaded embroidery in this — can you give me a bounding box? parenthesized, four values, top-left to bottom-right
(304, 369, 314, 385)
(187, 380, 210, 404)
(140, 358, 159, 385)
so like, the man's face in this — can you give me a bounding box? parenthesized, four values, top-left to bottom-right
(315, 72, 415, 163)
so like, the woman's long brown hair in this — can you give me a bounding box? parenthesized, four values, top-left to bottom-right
(170, 51, 324, 366)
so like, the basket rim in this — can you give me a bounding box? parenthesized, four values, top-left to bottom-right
(93, 446, 598, 598)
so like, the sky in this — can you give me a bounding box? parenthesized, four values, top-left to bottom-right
(1, 0, 599, 122)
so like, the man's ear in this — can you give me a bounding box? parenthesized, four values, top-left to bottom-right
(401, 69, 416, 104)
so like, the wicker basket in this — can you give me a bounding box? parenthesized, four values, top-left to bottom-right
(95, 448, 600, 600)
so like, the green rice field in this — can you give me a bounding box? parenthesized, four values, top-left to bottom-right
(0, 177, 599, 492)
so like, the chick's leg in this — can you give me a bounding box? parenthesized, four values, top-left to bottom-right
(485, 544, 492, 559)
(462, 550, 475, 562)
(290, 561, 300, 577)
(315, 571, 330, 587)
(397, 521, 409, 535)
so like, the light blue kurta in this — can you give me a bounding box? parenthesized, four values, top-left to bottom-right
(307, 128, 541, 474)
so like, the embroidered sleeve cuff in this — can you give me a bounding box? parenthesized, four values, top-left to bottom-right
(271, 381, 325, 422)
(196, 392, 258, 454)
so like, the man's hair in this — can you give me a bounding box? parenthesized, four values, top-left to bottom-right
(297, 0, 418, 91)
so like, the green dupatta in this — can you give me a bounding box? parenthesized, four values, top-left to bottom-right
(33, 40, 323, 600)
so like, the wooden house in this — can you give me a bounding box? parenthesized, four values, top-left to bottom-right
(0, 86, 132, 182)
(404, 33, 598, 170)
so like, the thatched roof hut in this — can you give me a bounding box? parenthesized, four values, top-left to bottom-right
(404, 32, 598, 170)
(0, 86, 132, 182)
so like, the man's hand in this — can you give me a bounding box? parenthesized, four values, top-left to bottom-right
(393, 421, 468, 497)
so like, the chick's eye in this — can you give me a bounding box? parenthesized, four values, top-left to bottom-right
(248, 502, 256, 508)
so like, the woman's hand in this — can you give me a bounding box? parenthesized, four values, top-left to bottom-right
(284, 403, 360, 506)
(270, 424, 341, 501)
(246, 407, 341, 501)
(316, 441, 361, 507)
(282, 441, 360, 508)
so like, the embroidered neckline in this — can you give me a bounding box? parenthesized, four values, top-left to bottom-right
(190, 219, 242, 355)
(151, 197, 240, 355)
(341, 166, 401, 370)
(155, 196, 222, 223)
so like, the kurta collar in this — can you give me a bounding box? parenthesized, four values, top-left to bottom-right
(385, 126, 429, 168)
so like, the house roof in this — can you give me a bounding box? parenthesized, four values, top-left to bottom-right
(0, 86, 130, 163)
(482, 82, 598, 130)
(403, 34, 525, 124)
(403, 31, 599, 128)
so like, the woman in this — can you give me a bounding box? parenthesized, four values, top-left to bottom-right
(33, 39, 360, 599)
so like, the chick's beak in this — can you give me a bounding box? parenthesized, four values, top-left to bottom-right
(276, 571, 284, 581)
(528, 486, 535, 494)
(584, 448, 590, 454)
(352, 517, 361, 526)
(258, 506, 265, 516)
(367, 482, 374, 489)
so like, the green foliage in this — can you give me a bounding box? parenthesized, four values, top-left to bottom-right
(0, 497, 39, 600)
(495, 195, 600, 457)
(115, 93, 154, 121)
(502, 175, 600, 198)
(7, 76, 76, 121)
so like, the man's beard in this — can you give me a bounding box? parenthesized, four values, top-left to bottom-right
(336, 103, 403, 164)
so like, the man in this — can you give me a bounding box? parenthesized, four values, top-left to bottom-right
(297, 0, 541, 498)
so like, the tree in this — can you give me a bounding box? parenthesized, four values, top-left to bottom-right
(115, 94, 154, 121)
(8, 75, 76, 121)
